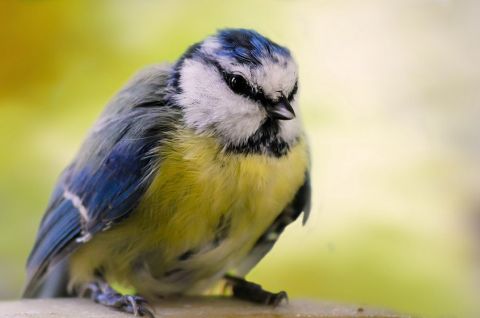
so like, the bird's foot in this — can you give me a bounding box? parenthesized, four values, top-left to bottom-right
(224, 274, 288, 306)
(80, 282, 155, 317)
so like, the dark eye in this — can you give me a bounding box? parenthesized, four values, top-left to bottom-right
(226, 74, 253, 97)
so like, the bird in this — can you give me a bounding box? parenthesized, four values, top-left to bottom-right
(23, 28, 311, 317)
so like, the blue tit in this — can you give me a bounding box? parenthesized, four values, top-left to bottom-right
(23, 29, 311, 317)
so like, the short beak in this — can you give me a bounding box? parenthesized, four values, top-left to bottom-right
(267, 96, 296, 120)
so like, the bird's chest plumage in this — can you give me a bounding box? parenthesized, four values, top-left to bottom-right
(70, 130, 308, 296)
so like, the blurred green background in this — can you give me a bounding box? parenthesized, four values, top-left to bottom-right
(1, 1, 479, 317)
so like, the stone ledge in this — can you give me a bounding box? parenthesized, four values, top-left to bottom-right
(0, 297, 409, 318)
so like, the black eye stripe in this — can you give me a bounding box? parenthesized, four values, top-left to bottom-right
(222, 72, 273, 105)
(202, 55, 296, 106)
(223, 73, 255, 98)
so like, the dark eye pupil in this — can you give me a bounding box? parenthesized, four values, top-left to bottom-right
(227, 74, 252, 96)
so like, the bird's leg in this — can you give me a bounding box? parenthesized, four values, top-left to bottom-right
(224, 274, 288, 306)
(79, 281, 154, 317)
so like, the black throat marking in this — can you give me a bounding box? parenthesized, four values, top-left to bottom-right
(224, 117, 292, 158)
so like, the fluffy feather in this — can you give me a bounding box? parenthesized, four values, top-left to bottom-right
(24, 29, 311, 302)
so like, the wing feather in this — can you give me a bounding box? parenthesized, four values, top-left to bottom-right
(23, 64, 180, 297)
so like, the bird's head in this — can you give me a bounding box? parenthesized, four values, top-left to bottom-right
(168, 29, 301, 157)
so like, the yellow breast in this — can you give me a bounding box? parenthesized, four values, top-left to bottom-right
(70, 128, 309, 295)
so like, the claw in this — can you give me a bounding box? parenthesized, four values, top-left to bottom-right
(224, 274, 289, 307)
(268, 290, 288, 306)
(126, 295, 139, 316)
(79, 281, 155, 317)
(138, 306, 155, 318)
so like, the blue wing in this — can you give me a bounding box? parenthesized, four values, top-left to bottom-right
(24, 64, 180, 297)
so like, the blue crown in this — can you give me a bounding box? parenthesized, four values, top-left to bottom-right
(168, 29, 291, 95)
(214, 29, 291, 66)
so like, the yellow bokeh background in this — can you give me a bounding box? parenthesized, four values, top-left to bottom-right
(1, 1, 479, 317)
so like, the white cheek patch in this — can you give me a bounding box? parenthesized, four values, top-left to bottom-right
(175, 59, 266, 145)
(174, 42, 302, 148)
